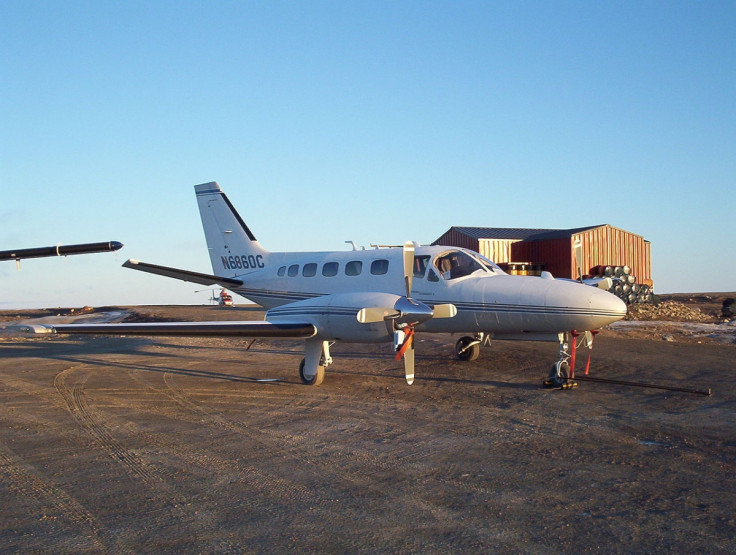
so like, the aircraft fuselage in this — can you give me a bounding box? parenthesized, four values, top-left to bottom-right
(218, 244, 626, 342)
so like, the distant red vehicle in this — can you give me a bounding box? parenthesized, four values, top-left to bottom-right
(219, 289, 233, 306)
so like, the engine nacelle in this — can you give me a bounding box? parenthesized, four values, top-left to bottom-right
(266, 292, 400, 343)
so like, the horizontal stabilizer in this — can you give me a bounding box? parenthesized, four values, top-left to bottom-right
(123, 259, 243, 288)
(31, 321, 316, 338)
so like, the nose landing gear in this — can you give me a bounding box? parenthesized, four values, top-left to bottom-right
(545, 333, 576, 389)
(544, 330, 597, 389)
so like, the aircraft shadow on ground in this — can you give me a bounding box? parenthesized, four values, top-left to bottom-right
(1, 339, 542, 389)
(324, 365, 540, 390)
(49, 352, 284, 384)
(0, 340, 282, 383)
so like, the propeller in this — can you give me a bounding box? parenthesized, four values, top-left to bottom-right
(357, 241, 456, 385)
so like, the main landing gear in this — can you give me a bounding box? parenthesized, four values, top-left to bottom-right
(544, 330, 598, 389)
(454, 333, 486, 361)
(298, 359, 325, 386)
(299, 340, 332, 386)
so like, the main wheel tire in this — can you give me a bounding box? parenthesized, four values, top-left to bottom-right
(299, 358, 325, 386)
(455, 336, 480, 361)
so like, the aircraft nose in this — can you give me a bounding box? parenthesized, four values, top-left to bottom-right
(587, 287, 628, 327)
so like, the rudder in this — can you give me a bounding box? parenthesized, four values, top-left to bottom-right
(195, 182, 269, 276)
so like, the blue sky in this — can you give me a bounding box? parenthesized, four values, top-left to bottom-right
(2, 1, 734, 309)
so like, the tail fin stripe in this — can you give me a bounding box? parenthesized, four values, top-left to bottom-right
(220, 192, 257, 242)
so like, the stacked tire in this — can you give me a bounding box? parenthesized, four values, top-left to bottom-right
(589, 265, 655, 304)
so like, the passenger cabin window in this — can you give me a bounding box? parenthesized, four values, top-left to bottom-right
(322, 262, 339, 277)
(302, 263, 317, 277)
(413, 255, 430, 278)
(370, 259, 389, 275)
(277, 266, 286, 277)
(345, 260, 362, 276)
(287, 264, 299, 277)
(434, 250, 485, 280)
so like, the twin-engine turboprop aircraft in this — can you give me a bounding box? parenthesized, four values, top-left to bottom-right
(32, 182, 627, 386)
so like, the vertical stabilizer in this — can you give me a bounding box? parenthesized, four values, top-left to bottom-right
(195, 182, 269, 276)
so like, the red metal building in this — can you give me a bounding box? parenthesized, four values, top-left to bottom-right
(432, 224, 652, 286)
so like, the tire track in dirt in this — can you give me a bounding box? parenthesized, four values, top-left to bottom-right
(0, 372, 75, 413)
(126, 368, 321, 506)
(155, 369, 386, 486)
(329, 355, 527, 487)
(0, 440, 120, 553)
(121, 348, 538, 536)
(54, 368, 157, 487)
(154, 367, 507, 513)
(53, 366, 220, 547)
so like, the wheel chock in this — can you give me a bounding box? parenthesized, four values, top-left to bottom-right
(542, 378, 578, 390)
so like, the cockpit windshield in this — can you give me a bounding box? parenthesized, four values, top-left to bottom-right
(433, 249, 489, 280)
(473, 253, 505, 274)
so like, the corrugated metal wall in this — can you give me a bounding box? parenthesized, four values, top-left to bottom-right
(511, 226, 651, 283)
(512, 238, 568, 277)
(434, 225, 652, 285)
(436, 232, 519, 264)
(578, 226, 652, 284)
(477, 239, 517, 263)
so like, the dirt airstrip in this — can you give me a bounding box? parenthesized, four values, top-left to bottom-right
(0, 297, 734, 553)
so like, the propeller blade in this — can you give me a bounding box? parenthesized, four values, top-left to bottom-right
(357, 307, 399, 324)
(432, 303, 457, 319)
(404, 342, 415, 385)
(395, 328, 415, 385)
(403, 241, 415, 298)
(573, 237, 583, 282)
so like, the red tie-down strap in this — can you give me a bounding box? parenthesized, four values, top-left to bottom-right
(570, 330, 580, 378)
(395, 328, 414, 360)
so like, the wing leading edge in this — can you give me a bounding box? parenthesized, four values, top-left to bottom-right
(0, 241, 123, 261)
(28, 321, 316, 338)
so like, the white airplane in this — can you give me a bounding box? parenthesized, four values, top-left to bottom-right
(31, 182, 627, 387)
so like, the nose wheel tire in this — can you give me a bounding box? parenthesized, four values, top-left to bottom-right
(455, 336, 480, 361)
(299, 358, 325, 386)
(544, 360, 576, 389)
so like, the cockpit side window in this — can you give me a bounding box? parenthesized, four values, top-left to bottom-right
(413, 255, 430, 278)
(433, 250, 486, 280)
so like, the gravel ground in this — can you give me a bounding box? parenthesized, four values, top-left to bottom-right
(0, 299, 734, 553)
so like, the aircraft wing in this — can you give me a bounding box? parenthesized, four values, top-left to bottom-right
(22, 320, 316, 338)
(0, 241, 123, 261)
(123, 259, 243, 288)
